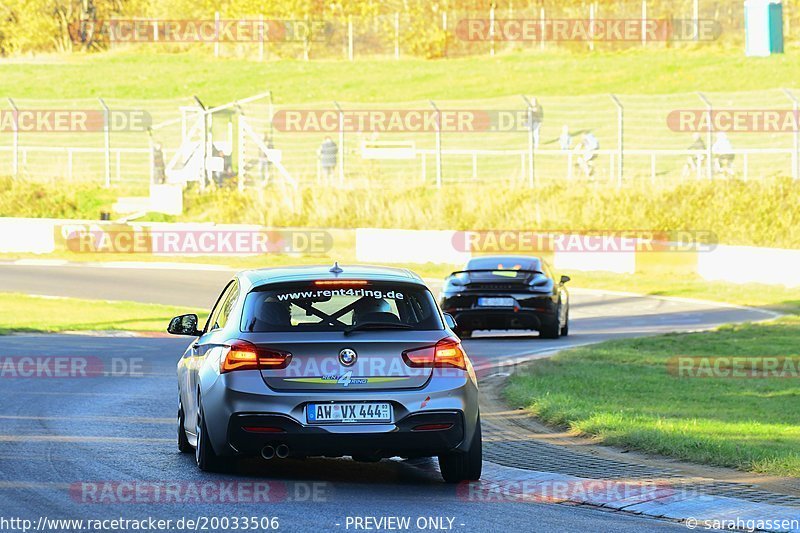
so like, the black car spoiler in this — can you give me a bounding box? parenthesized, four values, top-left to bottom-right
(447, 269, 544, 277)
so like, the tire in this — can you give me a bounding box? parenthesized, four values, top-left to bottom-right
(539, 304, 562, 339)
(438, 415, 482, 483)
(177, 401, 192, 453)
(560, 307, 570, 337)
(195, 402, 226, 472)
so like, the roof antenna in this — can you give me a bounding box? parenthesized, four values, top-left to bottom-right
(329, 261, 343, 275)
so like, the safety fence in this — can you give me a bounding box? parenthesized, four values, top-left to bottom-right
(1, 89, 800, 188)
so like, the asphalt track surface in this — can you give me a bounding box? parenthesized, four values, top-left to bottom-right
(0, 263, 773, 532)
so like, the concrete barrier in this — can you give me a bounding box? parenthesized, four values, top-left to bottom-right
(2, 218, 799, 288)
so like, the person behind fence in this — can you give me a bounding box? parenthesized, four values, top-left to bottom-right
(259, 134, 275, 182)
(682, 133, 706, 178)
(212, 147, 226, 187)
(152, 142, 166, 184)
(575, 131, 599, 178)
(559, 125, 571, 151)
(712, 132, 734, 177)
(318, 136, 338, 181)
(526, 98, 544, 149)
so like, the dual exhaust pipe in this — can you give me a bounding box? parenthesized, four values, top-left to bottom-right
(261, 443, 289, 460)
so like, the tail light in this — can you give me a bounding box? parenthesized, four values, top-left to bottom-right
(220, 339, 292, 373)
(402, 338, 467, 370)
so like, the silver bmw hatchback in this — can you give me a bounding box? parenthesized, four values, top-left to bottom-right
(168, 264, 482, 483)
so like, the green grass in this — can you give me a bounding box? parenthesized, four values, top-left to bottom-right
(562, 271, 800, 314)
(3, 178, 799, 249)
(505, 313, 800, 477)
(0, 292, 207, 333)
(0, 46, 798, 101)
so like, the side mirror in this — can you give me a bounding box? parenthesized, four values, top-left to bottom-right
(167, 314, 200, 336)
(443, 313, 457, 329)
(560, 275, 571, 284)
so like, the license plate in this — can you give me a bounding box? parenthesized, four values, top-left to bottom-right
(306, 402, 392, 424)
(478, 297, 516, 307)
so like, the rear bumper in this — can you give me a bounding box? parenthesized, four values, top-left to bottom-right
(200, 370, 479, 458)
(228, 410, 465, 458)
(441, 293, 558, 332)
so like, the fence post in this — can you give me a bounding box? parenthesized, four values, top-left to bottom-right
(539, 7, 546, 51)
(7, 98, 18, 178)
(99, 98, 111, 188)
(347, 16, 354, 61)
(237, 107, 245, 192)
(521, 95, 536, 187)
(148, 130, 155, 185)
(334, 101, 345, 185)
(697, 92, 713, 179)
(589, 3, 596, 51)
(214, 12, 220, 58)
(783, 88, 799, 180)
(693, 0, 700, 41)
(489, 3, 496, 56)
(258, 14, 264, 61)
(194, 96, 208, 191)
(429, 100, 442, 188)
(641, 0, 647, 46)
(610, 94, 623, 187)
(394, 12, 400, 59)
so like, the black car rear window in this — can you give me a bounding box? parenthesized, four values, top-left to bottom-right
(240, 281, 444, 332)
(466, 257, 542, 271)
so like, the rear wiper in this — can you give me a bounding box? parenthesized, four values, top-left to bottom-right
(344, 321, 413, 336)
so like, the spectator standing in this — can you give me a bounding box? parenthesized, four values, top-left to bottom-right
(318, 136, 338, 182)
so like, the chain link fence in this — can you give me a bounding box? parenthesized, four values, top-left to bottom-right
(1, 88, 799, 188)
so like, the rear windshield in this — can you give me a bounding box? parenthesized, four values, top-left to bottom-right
(240, 281, 444, 332)
(466, 256, 542, 272)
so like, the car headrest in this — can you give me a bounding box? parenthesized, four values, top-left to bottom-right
(353, 311, 400, 325)
(254, 299, 291, 327)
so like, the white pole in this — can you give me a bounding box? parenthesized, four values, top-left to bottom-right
(489, 4, 496, 56)
(698, 92, 713, 179)
(611, 94, 624, 187)
(258, 14, 264, 61)
(783, 89, 799, 180)
(394, 12, 400, 60)
(99, 98, 111, 188)
(540, 7, 546, 51)
(641, 0, 647, 47)
(237, 115, 244, 192)
(8, 98, 18, 178)
(521, 95, 535, 187)
(214, 11, 220, 57)
(430, 101, 442, 188)
(334, 101, 345, 185)
(693, 0, 700, 41)
(589, 3, 595, 51)
(348, 16, 353, 61)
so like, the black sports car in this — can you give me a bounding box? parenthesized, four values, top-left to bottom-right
(439, 255, 570, 339)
